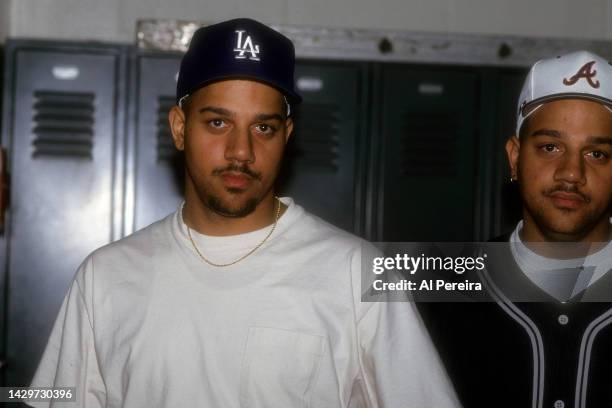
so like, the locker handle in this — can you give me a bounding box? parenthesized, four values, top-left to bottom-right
(296, 77, 323, 92)
(52, 65, 80, 80)
(418, 83, 444, 95)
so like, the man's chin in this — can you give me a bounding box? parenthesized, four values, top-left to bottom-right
(205, 193, 261, 218)
(537, 215, 599, 241)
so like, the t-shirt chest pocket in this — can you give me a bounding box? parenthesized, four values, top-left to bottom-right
(239, 327, 326, 408)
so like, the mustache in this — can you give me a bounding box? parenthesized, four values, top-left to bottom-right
(212, 163, 261, 181)
(543, 183, 591, 203)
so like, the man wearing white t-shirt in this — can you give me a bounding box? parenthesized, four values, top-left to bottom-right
(28, 18, 459, 408)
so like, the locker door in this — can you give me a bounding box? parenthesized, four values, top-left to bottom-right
(491, 70, 527, 237)
(131, 54, 183, 231)
(1, 42, 126, 387)
(375, 65, 478, 241)
(277, 62, 367, 234)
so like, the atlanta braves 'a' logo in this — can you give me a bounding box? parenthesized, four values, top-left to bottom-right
(563, 61, 600, 89)
(233, 30, 260, 61)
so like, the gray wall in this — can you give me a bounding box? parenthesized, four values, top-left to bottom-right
(0, 1, 9, 42)
(3, 0, 612, 43)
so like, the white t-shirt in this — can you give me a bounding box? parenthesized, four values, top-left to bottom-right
(29, 198, 459, 408)
(510, 220, 612, 301)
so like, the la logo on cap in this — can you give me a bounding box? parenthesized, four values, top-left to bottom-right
(233, 30, 260, 61)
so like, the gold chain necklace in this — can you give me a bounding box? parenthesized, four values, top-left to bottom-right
(185, 197, 282, 267)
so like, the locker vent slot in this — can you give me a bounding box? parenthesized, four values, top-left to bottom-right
(156, 96, 177, 161)
(401, 114, 457, 177)
(289, 103, 340, 171)
(32, 91, 95, 159)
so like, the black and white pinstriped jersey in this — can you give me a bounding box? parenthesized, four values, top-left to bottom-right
(417, 239, 612, 408)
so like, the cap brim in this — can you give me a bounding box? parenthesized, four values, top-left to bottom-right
(521, 93, 612, 116)
(181, 74, 303, 105)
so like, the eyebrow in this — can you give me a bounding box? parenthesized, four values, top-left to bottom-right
(254, 113, 285, 122)
(585, 136, 612, 146)
(197, 107, 285, 121)
(198, 106, 234, 117)
(528, 129, 561, 138)
(528, 129, 612, 145)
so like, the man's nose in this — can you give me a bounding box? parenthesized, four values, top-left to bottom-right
(554, 152, 586, 185)
(224, 126, 255, 163)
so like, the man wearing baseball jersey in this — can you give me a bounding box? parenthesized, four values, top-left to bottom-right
(27, 18, 459, 408)
(419, 50, 612, 408)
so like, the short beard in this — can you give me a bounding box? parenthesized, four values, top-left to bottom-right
(203, 192, 261, 218)
(520, 183, 607, 241)
(526, 205, 600, 242)
(201, 163, 265, 217)
(181, 158, 266, 218)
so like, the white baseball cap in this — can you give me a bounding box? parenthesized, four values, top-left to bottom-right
(516, 50, 612, 135)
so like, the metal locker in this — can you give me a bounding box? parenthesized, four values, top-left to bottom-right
(0, 41, 128, 388)
(490, 69, 527, 238)
(130, 57, 368, 235)
(128, 53, 184, 232)
(373, 64, 479, 241)
(278, 61, 368, 234)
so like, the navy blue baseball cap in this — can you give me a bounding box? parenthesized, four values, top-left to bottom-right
(176, 18, 302, 108)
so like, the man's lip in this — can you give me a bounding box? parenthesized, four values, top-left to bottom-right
(220, 172, 252, 189)
(547, 191, 586, 209)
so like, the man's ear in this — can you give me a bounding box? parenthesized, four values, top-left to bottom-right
(169, 106, 186, 151)
(505, 136, 520, 179)
(284, 117, 294, 143)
